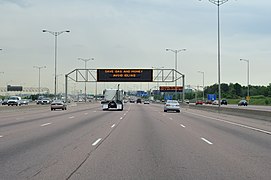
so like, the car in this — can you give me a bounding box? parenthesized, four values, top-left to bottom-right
(51, 100, 67, 111)
(136, 99, 142, 103)
(212, 100, 219, 105)
(20, 99, 29, 105)
(221, 99, 228, 105)
(164, 100, 180, 113)
(144, 100, 150, 104)
(205, 100, 212, 105)
(1, 99, 8, 105)
(195, 100, 204, 105)
(184, 99, 190, 104)
(238, 100, 248, 106)
(41, 98, 52, 104)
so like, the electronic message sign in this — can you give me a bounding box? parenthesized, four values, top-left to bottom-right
(7, 85, 23, 91)
(97, 69, 153, 82)
(160, 86, 183, 92)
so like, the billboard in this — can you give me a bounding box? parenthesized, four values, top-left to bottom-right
(159, 86, 183, 92)
(97, 69, 153, 82)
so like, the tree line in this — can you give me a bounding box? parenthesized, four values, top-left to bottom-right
(204, 83, 271, 99)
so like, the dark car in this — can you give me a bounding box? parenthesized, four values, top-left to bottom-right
(221, 99, 228, 105)
(1, 99, 8, 105)
(136, 99, 142, 103)
(238, 100, 248, 106)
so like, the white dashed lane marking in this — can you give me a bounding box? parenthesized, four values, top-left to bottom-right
(180, 124, 186, 128)
(201, 137, 213, 145)
(92, 138, 102, 146)
(69, 116, 74, 119)
(41, 123, 52, 127)
(111, 124, 116, 128)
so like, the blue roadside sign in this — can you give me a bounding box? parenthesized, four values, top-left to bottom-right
(207, 94, 217, 101)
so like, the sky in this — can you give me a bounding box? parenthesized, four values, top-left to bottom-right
(0, 0, 271, 94)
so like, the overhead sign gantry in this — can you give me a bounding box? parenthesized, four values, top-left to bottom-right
(65, 68, 185, 102)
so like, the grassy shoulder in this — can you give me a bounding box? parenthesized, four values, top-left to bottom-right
(227, 95, 271, 105)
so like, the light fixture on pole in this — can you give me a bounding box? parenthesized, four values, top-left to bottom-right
(33, 66, 46, 96)
(42, 29, 70, 99)
(199, 0, 230, 107)
(78, 57, 94, 102)
(198, 71, 205, 101)
(240, 58, 250, 102)
(166, 48, 186, 100)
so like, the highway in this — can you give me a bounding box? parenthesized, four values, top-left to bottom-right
(0, 102, 271, 180)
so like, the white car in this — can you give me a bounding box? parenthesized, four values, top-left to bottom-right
(164, 100, 180, 113)
(51, 100, 67, 111)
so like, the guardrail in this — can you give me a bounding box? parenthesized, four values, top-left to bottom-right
(184, 104, 271, 122)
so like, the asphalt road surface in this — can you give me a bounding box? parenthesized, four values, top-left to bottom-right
(0, 102, 271, 180)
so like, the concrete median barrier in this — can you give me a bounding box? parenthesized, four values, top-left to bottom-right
(184, 104, 271, 122)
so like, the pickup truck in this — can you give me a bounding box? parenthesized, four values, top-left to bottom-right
(7, 96, 22, 106)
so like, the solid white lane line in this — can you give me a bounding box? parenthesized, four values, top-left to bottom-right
(92, 138, 102, 146)
(111, 124, 116, 128)
(41, 123, 52, 127)
(180, 124, 186, 128)
(201, 138, 213, 145)
(186, 112, 271, 135)
(69, 116, 74, 119)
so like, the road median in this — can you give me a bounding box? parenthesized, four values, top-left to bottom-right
(185, 104, 271, 122)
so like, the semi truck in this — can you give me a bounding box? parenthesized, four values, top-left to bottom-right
(101, 88, 124, 111)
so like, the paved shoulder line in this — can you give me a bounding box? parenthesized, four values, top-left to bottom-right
(184, 111, 271, 135)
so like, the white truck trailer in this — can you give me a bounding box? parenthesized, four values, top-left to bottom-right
(101, 88, 124, 111)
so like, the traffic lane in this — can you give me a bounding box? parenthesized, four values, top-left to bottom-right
(0, 104, 130, 179)
(149, 102, 271, 133)
(0, 103, 100, 129)
(149, 104, 271, 179)
(0, 103, 101, 143)
(69, 103, 264, 180)
(178, 110, 271, 179)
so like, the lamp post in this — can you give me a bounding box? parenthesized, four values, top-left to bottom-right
(240, 58, 250, 102)
(33, 66, 46, 96)
(166, 48, 186, 100)
(198, 71, 205, 101)
(200, 0, 229, 108)
(78, 57, 94, 102)
(56, 74, 63, 95)
(42, 29, 70, 99)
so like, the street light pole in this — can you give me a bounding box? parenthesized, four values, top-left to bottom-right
(240, 59, 250, 102)
(200, 0, 229, 108)
(198, 71, 205, 101)
(78, 58, 94, 102)
(42, 29, 70, 99)
(166, 48, 186, 100)
(33, 66, 46, 96)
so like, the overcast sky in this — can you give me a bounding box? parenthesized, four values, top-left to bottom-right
(0, 0, 270, 93)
